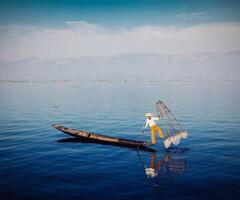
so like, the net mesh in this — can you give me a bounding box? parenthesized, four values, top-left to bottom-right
(156, 100, 187, 138)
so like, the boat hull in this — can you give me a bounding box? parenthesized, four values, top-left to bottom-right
(52, 124, 155, 152)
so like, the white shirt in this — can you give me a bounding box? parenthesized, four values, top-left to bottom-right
(144, 117, 160, 128)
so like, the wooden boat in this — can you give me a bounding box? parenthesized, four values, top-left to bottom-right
(52, 124, 155, 152)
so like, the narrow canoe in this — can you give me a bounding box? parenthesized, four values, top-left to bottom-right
(52, 124, 155, 152)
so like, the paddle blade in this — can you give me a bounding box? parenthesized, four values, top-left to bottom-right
(164, 137, 172, 148)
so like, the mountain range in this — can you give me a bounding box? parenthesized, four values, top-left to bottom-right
(0, 51, 239, 81)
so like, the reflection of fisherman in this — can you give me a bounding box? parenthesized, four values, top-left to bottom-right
(144, 152, 187, 178)
(145, 153, 163, 178)
(144, 113, 164, 144)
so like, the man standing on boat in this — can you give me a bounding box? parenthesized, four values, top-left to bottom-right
(144, 113, 164, 144)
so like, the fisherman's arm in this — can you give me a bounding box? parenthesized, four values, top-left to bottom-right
(153, 116, 160, 121)
(144, 120, 148, 129)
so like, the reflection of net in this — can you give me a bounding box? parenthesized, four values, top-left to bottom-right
(164, 153, 187, 174)
(156, 100, 186, 137)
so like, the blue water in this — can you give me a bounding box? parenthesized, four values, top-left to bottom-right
(0, 80, 239, 200)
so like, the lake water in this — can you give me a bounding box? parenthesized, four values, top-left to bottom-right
(0, 80, 239, 200)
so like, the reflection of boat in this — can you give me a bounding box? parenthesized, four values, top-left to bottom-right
(52, 124, 155, 152)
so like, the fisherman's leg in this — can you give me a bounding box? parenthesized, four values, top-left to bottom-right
(156, 126, 164, 139)
(150, 127, 157, 144)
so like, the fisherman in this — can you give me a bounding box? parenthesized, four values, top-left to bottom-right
(144, 113, 164, 144)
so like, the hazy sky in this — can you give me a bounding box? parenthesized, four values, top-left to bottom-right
(0, 0, 240, 61)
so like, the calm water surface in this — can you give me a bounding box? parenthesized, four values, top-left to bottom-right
(0, 80, 239, 200)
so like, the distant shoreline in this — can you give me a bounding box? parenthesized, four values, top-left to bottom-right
(0, 79, 239, 84)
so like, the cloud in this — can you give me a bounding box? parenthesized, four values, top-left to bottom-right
(65, 21, 102, 34)
(175, 11, 208, 19)
(0, 21, 240, 61)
